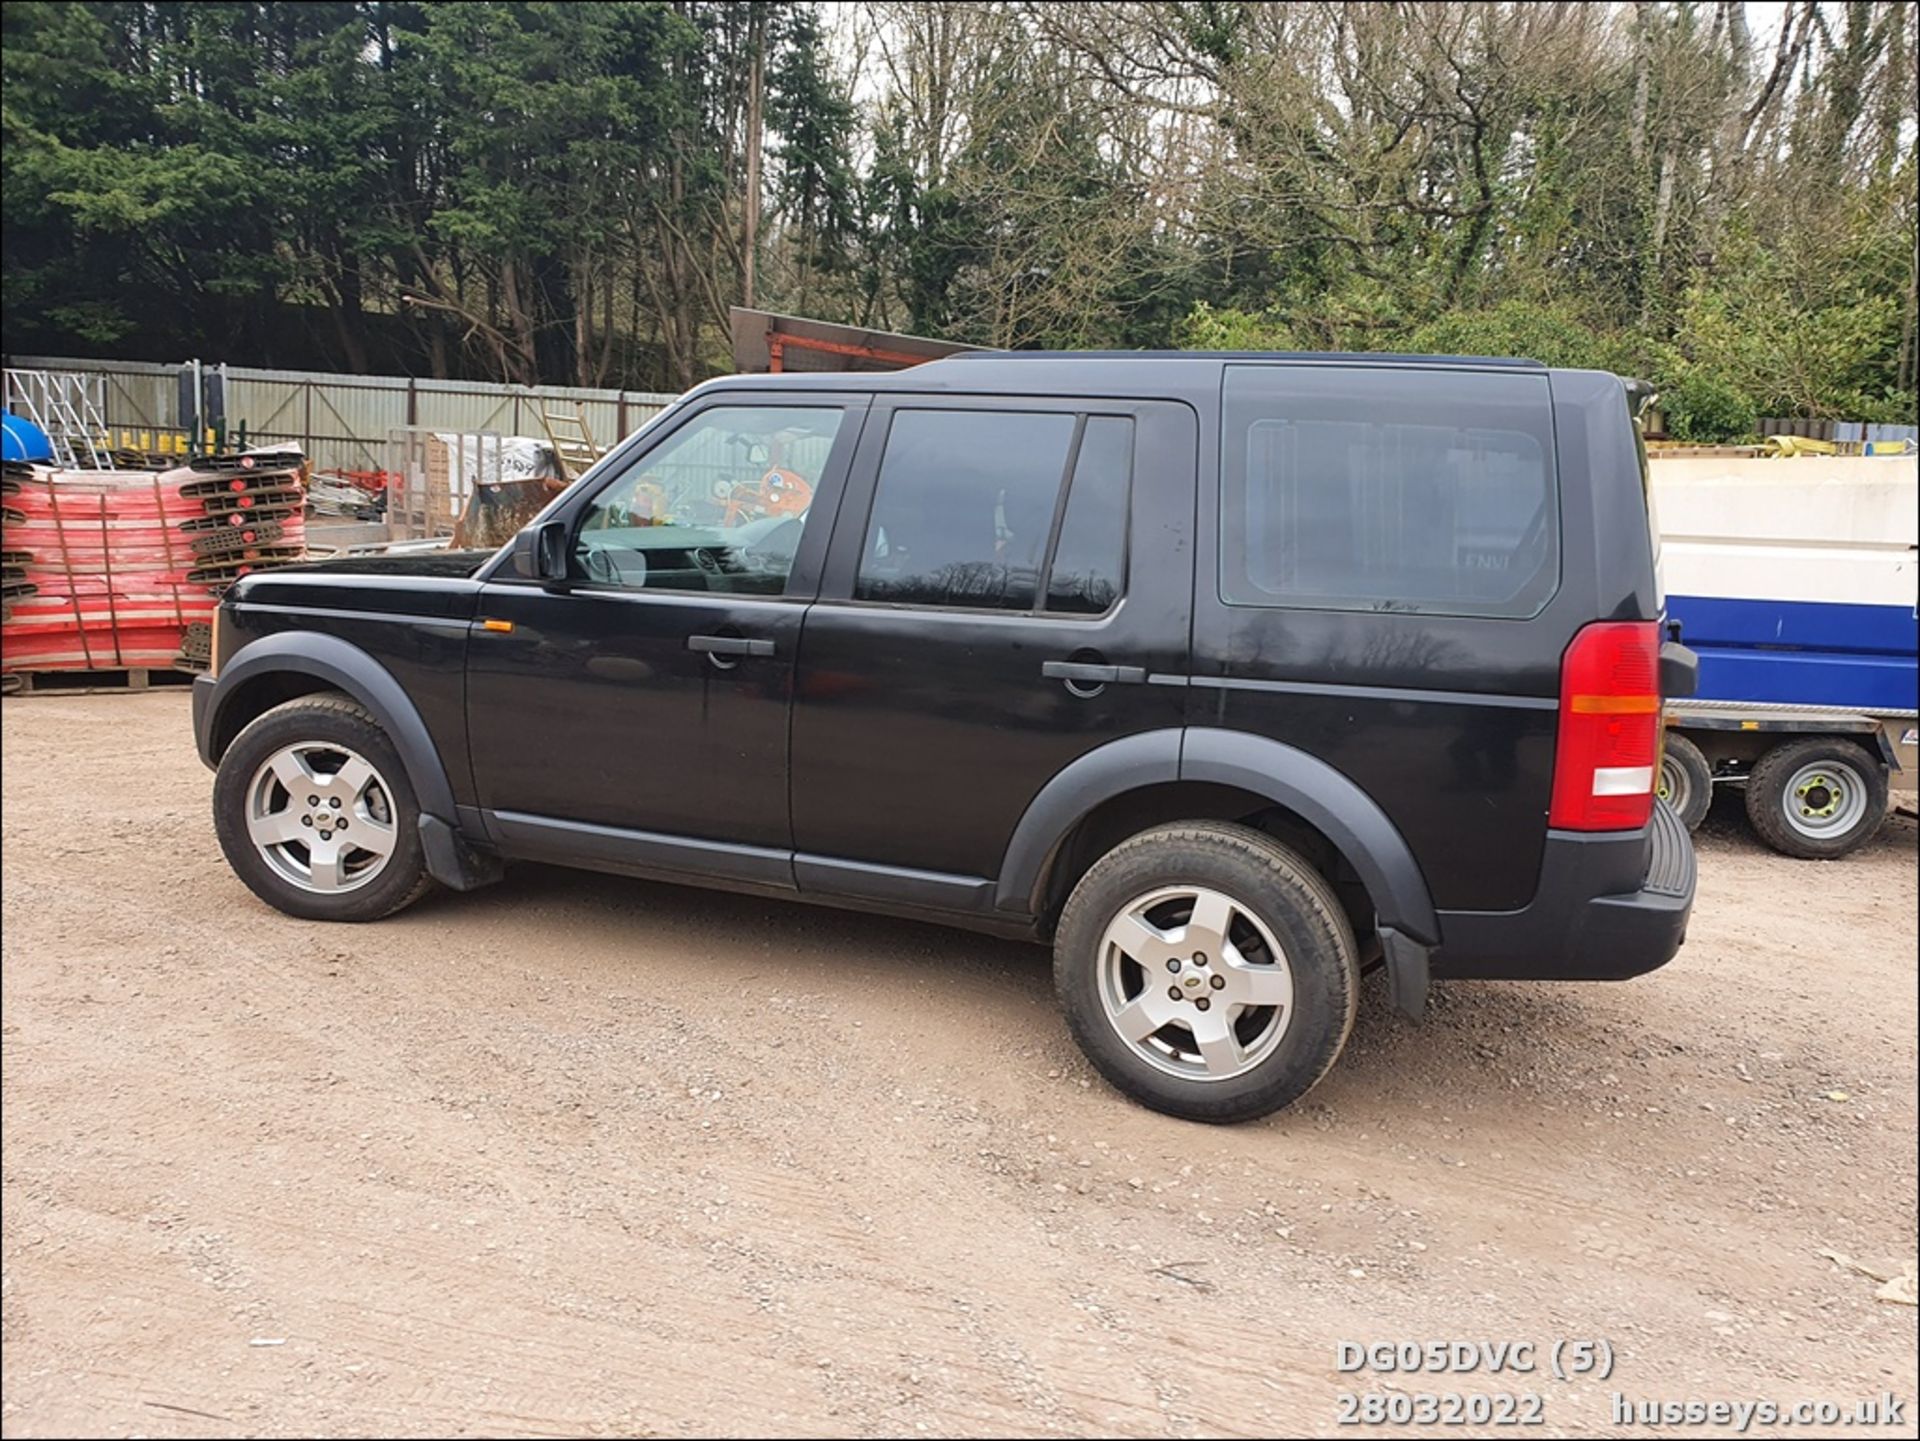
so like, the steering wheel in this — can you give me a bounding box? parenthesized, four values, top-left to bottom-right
(691, 546, 732, 591)
(583, 544, 648, 587)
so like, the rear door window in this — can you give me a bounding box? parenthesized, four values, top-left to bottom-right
(1045, 416, 1132, 615)
(854, 408, 1132, 615)
(1221, 367, 1558, 618)
(856, 409, 1073, 610)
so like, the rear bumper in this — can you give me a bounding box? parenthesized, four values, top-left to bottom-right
(1430, 800, 1695, 980)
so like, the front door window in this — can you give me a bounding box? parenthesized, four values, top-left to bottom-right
(573, 405, 846, 594)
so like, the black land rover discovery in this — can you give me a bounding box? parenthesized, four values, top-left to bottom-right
(194, 353, 1697, 1123)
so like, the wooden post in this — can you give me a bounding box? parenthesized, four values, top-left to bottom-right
(743, 11, 764, 309)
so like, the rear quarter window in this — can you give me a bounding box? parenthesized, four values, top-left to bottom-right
(1221, 367, 1559, 618)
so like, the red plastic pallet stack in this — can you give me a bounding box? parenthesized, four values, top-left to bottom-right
(0, 466, 215, 673)
(2, 464, 31, 621)
(0, 448, 308, 676)
(169, 448, 310, 668)
(164, 448, 309, 593)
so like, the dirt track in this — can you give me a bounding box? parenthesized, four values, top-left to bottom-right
(3, 691, 1915, 1438)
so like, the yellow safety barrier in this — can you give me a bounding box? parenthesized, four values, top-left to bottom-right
(1764, 435, 1841, 457)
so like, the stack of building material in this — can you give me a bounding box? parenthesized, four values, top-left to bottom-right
(2, 463, 33, 620)
(0, 447, 309, 677)
(307, 469, 390, 520)
(0, 466, 215, 673)
(167, 448, 310, 671)
(163, 448, 309, 592)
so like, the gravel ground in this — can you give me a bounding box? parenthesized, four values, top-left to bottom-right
(3, 691, 1915, 1439)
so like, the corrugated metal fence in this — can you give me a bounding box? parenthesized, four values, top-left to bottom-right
(10, 356, 680, 474)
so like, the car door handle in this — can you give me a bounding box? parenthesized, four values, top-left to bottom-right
(688, 634, 775, 658)
(1041, 660, 1146, 686)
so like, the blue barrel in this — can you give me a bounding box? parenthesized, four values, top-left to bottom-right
(1, 410, 55, 463)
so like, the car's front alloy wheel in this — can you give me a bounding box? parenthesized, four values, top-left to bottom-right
(213, 692, 433, 921)
(244, 741, 400, 894)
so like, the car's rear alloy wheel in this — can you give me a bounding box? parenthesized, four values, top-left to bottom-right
(245, 741, 398, 894)
(1055, 822, 1358, 1123)
(1096, 884, 1295, 1083)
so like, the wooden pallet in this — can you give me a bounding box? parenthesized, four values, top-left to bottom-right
(2, 665, 198, 697)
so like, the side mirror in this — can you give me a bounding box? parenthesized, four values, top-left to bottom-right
(511, 520, 568, 583)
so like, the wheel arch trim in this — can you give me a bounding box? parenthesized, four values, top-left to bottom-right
(996, 730, 1183, 914)
(199, 631, 459, 824)
(1179, 728, 1439, 945)
(995, 727, 1440, 948)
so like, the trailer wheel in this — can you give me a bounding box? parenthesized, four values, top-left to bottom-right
(1658, 733, 1713, 833)
(1744, 737, 1889, 860)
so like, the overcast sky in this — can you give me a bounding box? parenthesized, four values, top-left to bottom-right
(1747, 1, 1792, 46)
(824, 2, 1810, 109)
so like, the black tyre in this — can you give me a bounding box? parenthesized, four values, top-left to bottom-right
(212, 692, 433, 920)
(1053, 822, 1359, 1124)
(1743, 737, 1889, 860)
(1658, 732, 1713, 833)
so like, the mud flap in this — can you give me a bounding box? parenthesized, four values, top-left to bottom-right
(419, 814, 504, 892)
(1379, 926, 1431, 1019)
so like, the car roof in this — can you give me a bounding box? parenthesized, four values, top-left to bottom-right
(693, 350, 1557, 404)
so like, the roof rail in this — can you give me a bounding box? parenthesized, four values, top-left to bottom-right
(940, 349, 1548, 369)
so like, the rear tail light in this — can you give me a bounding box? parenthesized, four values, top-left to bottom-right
(1549, 620, 1661, 830)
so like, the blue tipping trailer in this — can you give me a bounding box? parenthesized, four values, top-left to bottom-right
(1650, 453, 1918, 858)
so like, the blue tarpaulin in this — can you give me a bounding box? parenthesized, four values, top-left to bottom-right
(2, 410, 55, 464)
